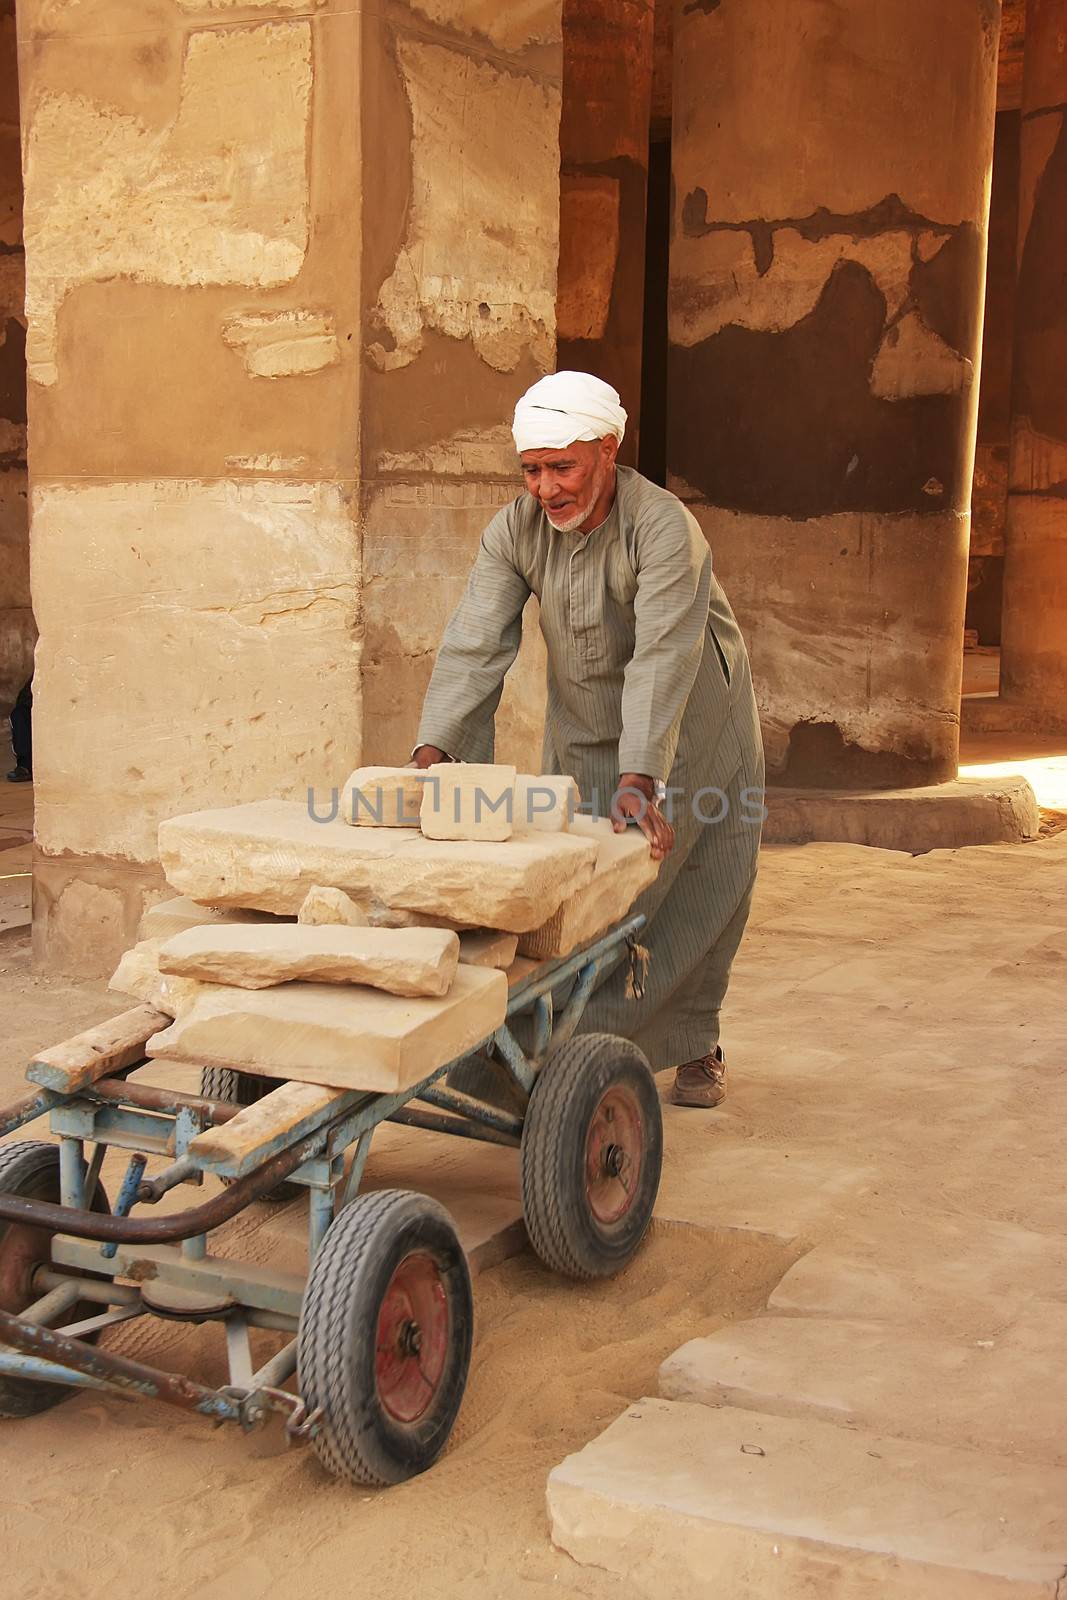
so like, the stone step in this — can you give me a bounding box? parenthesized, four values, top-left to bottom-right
(659, 1312, 1067, 1465)
(548, 1398, 1067, 1599)
(768, 1219, 1067, 1331)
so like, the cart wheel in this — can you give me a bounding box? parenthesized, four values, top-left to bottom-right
(521, 1032, 662, 1281)
(297, 1189, 472, 1486)
(0, 1140, 111, 1419)
(199, 1068, 302, 1201)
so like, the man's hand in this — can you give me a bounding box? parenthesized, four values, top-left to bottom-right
(412, 745, 449, 769)
(612, 772, 674, 860)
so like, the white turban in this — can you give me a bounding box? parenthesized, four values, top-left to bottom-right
(512, 371, 627, 453)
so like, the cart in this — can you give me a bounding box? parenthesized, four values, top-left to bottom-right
(0, 914, 660, 1485)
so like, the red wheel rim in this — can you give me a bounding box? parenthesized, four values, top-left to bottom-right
(584, 1085, 644, 1226)
(375, 1250, 450, 1423)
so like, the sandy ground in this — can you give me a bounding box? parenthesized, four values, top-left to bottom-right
(0, 919, 797, 1600)
(2, 742, 1067, 1597)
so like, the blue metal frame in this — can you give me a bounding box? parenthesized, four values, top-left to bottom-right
(0, 914, 646, 1436)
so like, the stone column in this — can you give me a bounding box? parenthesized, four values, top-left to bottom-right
(669, 0, 1000, 787)
(20, 0, 561, 973)
(357, 2, 559, 770)
(996, 0, 1067, 727)
(556, 0, 654, 464)
(0, 0, 29, 723)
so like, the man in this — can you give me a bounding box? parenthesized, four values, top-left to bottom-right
(413, 372, 763, 1108)
(6, 677, 31, 783)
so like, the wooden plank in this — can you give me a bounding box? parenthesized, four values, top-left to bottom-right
(26, 1005, 170, 1094)
(189, 1079, 349, 1170)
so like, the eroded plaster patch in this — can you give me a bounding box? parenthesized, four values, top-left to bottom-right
(1009, 419, 1067, 496)
(408, 0, 561, 52)
(368, 40, 559, 374)
(376, 423, 518, 477)
(870, 311, 969, 400)
(176, 0, 323, 8)
(31, 477, 361, 862)
(222, 311, 339, 378)
(226, 453, 311, 472)
(671, 228, 929, 347)
(24, 21, 312, 386)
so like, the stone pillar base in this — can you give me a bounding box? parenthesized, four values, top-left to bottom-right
(32, 852, 168, 979)
(961, 696, 1067, 737)
(764, 776, 1040, 853)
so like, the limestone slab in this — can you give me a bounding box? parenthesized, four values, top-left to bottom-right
(514, 773, 578, 833)
(457, 929, 519, 969)
(158, 799, 598, 931)
(138, 895, 286, 942)
(297, 885, 369, 926)
(764, 777, 1041, 851)
(342, 766, 425, 828)
(658, 1311, 1067, 1465)
(767, 1213, 1067, 1330)
(109, 937, 205, 1019)
(548, 1398, 1067, 1599)
(300, 886, 456, 932)
(158, 923, 460, 998)
(146, 963, 509, 1093)
(518, 816, 658, 959)
(420, 762, 516, 842)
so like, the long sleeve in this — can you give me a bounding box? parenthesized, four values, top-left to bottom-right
(618, 506, 712, 780)
(416, 508, 532, 763)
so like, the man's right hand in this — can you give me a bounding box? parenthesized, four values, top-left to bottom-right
(412, 745, 448, 769)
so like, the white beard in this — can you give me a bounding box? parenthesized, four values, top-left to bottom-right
(542, 462, 609, 534)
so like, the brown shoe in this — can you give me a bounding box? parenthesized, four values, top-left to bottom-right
(670, 1047, 727, 1108)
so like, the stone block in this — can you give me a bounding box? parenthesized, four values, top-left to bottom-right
(158, 923, 460, 998)
(420, 762, 517, 842)
(138, 895, 285, 942)
(146, 963, 509, 1094)
(109, 938, 204, 1018)
(297, 885, 369, 926)
(548, 1398, 1067, 1599)
(31, 481, 361, 866)
(766, 1212, 1067, 1330)
(158, 799, 599, 931)
(457, 929, 519, 969)
(342, 766, 424, 828)
(514, 773, 579, 833)
(658, 1312, 1067, 1465)
(764, 776, 1041, 851)
(518, 816, 658, 959)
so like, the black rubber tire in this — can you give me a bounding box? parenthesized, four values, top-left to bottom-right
(297, 1189, 473, 1486)
(199, 1068, 302, 1201)
(521, 1033, 662, 1281)
(0, 1140, 111, 1418)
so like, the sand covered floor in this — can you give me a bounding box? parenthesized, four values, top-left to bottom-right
(2, 824, 1066, 1597)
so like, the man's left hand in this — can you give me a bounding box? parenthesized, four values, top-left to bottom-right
(612, 773, 674, 860)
